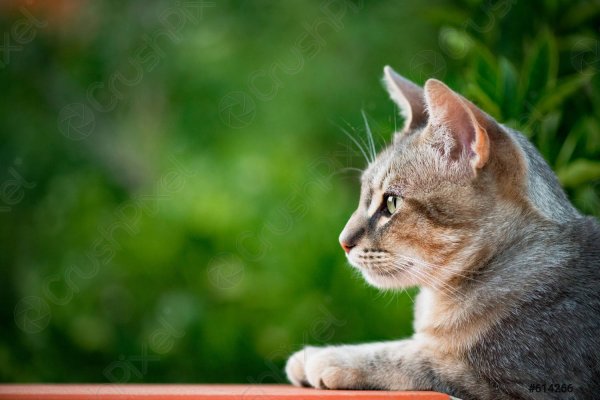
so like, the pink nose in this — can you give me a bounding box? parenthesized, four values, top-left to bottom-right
(340, 241, 355, 253)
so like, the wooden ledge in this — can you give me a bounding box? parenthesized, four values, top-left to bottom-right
(0, 384, 451, 399)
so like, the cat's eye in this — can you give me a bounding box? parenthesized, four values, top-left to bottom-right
(386, 195, 402, 215)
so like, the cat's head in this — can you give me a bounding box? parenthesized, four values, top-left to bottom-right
(339, 67, 532, 290)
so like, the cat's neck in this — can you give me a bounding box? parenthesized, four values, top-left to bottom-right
(506, 127, 580, 223)
(412, 212, 591, 352)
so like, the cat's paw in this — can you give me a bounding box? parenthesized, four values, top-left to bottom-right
(285, 346, 321, 387)
(286, 346, 364, 389)
(305, 347, 364, 389)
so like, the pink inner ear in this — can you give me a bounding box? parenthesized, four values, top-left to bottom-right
(424, 79, 490, 169)
(440, 98, 476, 152)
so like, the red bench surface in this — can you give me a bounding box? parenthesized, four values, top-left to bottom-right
(0, 384, 451, 400)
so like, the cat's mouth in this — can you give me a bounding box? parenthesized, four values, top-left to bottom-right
(348, 252, 399, 275)
(346, 250, 418, 288)
(348, 248, 391, 265)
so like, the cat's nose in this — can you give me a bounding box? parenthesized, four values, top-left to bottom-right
(340, 241, 355, 253)
(339, 214, 364, 254)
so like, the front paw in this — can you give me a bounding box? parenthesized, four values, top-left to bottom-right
(286, 346, 364, 389)
(285, 346, 323, 387)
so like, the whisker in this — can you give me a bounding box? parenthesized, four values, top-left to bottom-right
(361, 110, 377, 163)
(393, 254, 488, 284)
(334, 122, 371, 165)
(395, 261, 468, 303)
(331, 166, 364, 176)
(402, 287, 415, 304)
(341, 119, 373, 159)
(358, 253, 472, 304)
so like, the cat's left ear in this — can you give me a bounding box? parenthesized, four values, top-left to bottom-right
(424, 79, 491, 171)
(383, 66, 427, 134)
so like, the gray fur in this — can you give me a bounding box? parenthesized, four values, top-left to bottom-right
(506, 127, 581, 223)
(285, 69, 600, 399)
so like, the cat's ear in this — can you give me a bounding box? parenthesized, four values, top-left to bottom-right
(424, 79, 490, 171)
(383, 66, 427, 134)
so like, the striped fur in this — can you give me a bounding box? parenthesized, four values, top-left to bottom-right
(286, 67, 600, 399)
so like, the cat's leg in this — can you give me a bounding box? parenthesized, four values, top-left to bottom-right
(285, 339, 484, 397)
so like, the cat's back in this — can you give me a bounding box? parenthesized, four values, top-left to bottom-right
(466, 215, 600, 399)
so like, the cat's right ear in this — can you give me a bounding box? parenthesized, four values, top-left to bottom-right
(383, 66, 427, 134)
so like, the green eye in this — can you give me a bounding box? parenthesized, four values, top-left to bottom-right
(386, 195, 401, 215)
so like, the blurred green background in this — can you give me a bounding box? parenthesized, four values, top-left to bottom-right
(1, 0, 599, 384)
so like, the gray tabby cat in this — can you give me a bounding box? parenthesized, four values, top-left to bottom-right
(285, 66, 600, 400)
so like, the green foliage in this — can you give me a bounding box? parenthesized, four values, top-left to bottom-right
(434, 0, 600, 215)
(0, 0, 598, 384)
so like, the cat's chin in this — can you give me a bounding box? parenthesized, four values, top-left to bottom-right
(346, 255, 416, 289)
(346, 258, 405, 289)
(361, 269, 413, 290)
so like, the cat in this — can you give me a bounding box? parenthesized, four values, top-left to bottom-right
(285, 66, 600, 400)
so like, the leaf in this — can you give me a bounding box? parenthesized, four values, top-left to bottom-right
(498, 57, 519, 119)
(584, 118, 600, 154)
(555, 119, 586, 170)
(532, 72, 592, 116)
(471, 43, 500, 103)
(560, 1, 600, 30)
(517, 30, 559, 109)
(465, 82, 502, 119)
(573, 184, 600, 217)
(557, 158, 600, 188)
(536, 111, 562, 161)
(438, 27, 474, 59)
